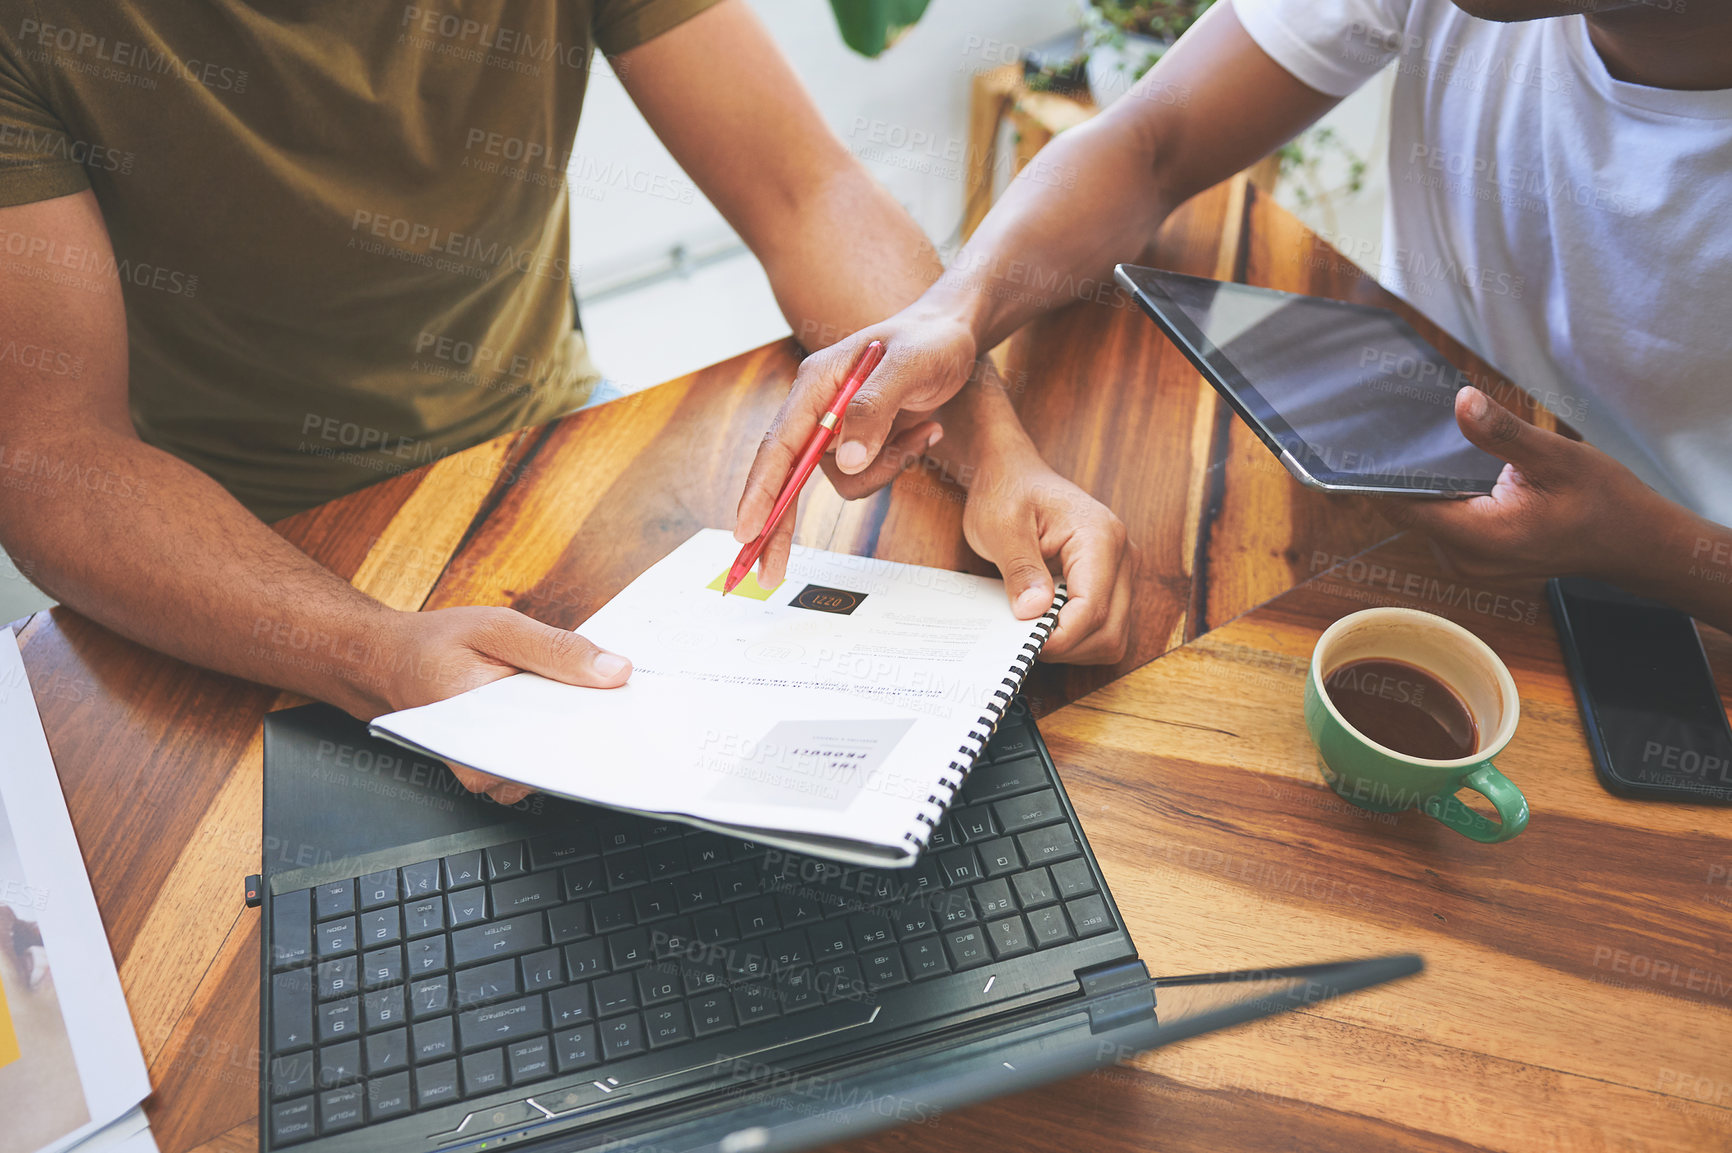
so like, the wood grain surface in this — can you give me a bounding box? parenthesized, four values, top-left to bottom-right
(16, 182, 1724, 1153)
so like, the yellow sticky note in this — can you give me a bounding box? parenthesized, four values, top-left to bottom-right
(0, 969, 20, 1070)
(706, 569, 781, 600)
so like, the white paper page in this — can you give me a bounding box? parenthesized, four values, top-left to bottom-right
(375, 531, 1052, 856)
(0, 630, 151, 1153)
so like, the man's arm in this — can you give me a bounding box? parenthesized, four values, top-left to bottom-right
(738, 2, 1342, 479)
(0, 191, 631, 801)
(612, 1, 1133, 660)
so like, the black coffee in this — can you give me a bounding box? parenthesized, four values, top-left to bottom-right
(1323, 658, 1478, 760)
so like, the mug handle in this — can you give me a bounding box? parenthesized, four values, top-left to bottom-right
(1421, 764, 1529, 843)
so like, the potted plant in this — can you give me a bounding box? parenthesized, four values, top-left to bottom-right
(1082, 1, 1214, 107)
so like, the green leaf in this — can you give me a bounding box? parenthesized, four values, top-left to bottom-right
(829, 0, 933, 58)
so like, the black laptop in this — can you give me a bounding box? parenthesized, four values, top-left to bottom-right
(258, 697, 1419, 1152)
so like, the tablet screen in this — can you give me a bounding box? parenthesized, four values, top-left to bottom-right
(1125, 268, 1506, 493)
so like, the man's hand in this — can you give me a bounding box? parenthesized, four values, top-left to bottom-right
(960, 444, 1136, 664)
(369, 608, 632, 804)
(1378, 386, 1664, 582)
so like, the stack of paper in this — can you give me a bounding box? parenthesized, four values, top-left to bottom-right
(0, 629, 155, 1153)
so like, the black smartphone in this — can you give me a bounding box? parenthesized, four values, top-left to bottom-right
(1548, 577, 1732, 803)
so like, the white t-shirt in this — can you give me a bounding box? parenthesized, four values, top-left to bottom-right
(1234, 0, 1732, 524)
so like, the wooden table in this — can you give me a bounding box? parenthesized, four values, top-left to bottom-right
(15, 179, 1729, 1152)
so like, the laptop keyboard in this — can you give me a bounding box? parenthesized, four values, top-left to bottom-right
(264, 724, 1116, 1146)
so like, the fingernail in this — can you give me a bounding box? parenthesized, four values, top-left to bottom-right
(27, 947, 47, 988)
(594, 653, 629, 678)
(1015, 587, 1049, 615)
(1462, 387, 1488, 419)
(926, 427, 944, 449)
(836, 441, 868, 472)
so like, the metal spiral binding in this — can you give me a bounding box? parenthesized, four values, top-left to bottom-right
(901, 587, 1071, 852)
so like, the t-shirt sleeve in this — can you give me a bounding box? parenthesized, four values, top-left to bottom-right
(0, 20, 91, 207)
(592, 0, 729, 57)
(1231, 0, 1413, 98)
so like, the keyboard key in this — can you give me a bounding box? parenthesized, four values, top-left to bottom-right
(860, 947, 908, 991)
(689, 991, 736, 1037)
(564, 938, 608, 979)
(765, 929, 811, 971)
(630, 962, 677, 1005)
(554, 1024, 600, 1072)
(521, 947, 563, 992)
(459, 995, 547, 1051)
(590, 893, 634, 934)
(964, 754, 1047, 800)
(926, 824, 957, 851)
(316, 917, 356, 958)
(632, 881, 679, 922)
(976, 837, 1022, 878)
(365, 1027, 408, 1073)
(410, 976, 450, 1019)
(606, 849, 648, 890)
(892, 901, 934, 939)
(451, 912, 547, 967)
(953, 806, 997, 843)
(443, 851, 484, 890)
(986, 728, 1035, 762)
(407, 935, 447, 977)
(817, 958, 867, 1003)
(714, 863, 759, 902)
(271, 888, 313, 970)
(358, 869, 398, 910)
(492, 870, 561, 915)
(993, 789, 1063, 835)
(404, 897, 444, 938)
(1050, 859, 1097, 900)
(677, 873, 720, 913)
(548, 983, 593, 1027)
(360, 906, 401, 948)
(270, 1097, 316, 1146)
(596, 812, 639, 851)
(415, 1059, 460, 1109)
(462, 1047, 507, 1096)
(401, 860, 442, 898)
(807, 920, 851, 958)
(641, 819, 683, 843)
(1015, 824, 1081, 866)
(777, 966, 822, 1013)
(362, 946, 403, 990)
(318, 997, 359, 1042)
(600, 1013, 646, 1061)
(645, 839, 687, 880)
(485, 841, 526, 880)
(681, 958, 728, 996)
(364, 986, 405, 1031)
(939, 848, 983, 887)
(686, 832, 729, 868)
(732, 983, 780, 1024)
(366, 1069, 412, 1121)
(645, 1003, 692, 1048)
(529, 829, 599, 870)
(944, 927, 990, 970)
(1065, 894, 1112, 937)
(413, 1017, 454, 1063)
(1010, 868, 1057, 908)
(317, 1039, 361, 1087)
(593, 972, 639, 1016)
(318, 1083, 365, 1133)
(608, 928, 652, 969)
(735, 895, 779, 936)
(563, 858, 605, 899)
(972, 879, 1016, 919)
(725, 941, 769, 982)
(508, 1036, 553, 1083)
(777, 893, 823, 925)
(932, 891, 977, 929)
(548, 902, 590, 944)
(987, 915, 1034, 960)
(317, 956, 357, 1001)
(693, 908, 738, 945)
(903, 938, 950, 981)
(650, 917, 695, 958)
(446, 887, 487, 928)
(849, 913, 893, 951)
(455, 958, 518, 1008)
(1026, 904, 1074, 947)
(270, 1051, 316, 1100)
(315, 880, 355, 920)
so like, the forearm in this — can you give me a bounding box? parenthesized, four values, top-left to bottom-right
(1605, 496, 1732, 634)
(0, 430, 399, 714)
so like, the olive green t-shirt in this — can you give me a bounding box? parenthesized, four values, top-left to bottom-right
(0, 0, 718, 520)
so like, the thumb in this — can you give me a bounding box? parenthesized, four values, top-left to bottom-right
(977, 515, 1057, 620)
(475, 612, 632, 688)
(1455, 386, 1561, 476)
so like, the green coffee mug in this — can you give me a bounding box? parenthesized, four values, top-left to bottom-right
(1304, 607, 1529, 843)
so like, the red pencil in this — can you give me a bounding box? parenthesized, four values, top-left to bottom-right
(725, 340, 887, 595)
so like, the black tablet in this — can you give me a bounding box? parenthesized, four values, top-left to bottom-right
(1115, 264, 1504, 496)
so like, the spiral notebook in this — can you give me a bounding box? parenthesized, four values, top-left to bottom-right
(370, 529, 1066, 866)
